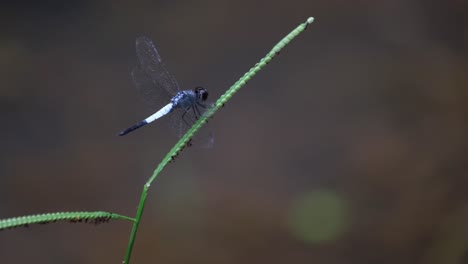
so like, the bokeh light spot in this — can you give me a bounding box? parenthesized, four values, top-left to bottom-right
(288, 190, 348, 243)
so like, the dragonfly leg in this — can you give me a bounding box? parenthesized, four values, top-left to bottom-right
(181, 106, 191, 127)
(193, 105, 202, 119)
(196, 102, 207, 108)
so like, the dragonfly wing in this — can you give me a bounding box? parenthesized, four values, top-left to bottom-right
(132, 36, 180, 108)
(168, 103, 215, 148)
(131, 66, 169, 108)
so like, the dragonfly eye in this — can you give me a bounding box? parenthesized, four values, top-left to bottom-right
(195, 86, 208, 101)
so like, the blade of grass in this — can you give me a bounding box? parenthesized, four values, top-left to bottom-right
(0, 211, 134, 231)
(123, 17, 315, 264)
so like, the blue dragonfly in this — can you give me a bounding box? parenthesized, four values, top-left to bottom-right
(119, 36, 213, 147)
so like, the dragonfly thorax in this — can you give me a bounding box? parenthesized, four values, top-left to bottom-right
(171, 87, 209, 109)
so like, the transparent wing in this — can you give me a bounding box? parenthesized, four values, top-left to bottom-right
(168, 103, 215, 148)
(132, 36, 180, 108)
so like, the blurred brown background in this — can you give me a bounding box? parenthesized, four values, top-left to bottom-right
(1, 0, 467, 263)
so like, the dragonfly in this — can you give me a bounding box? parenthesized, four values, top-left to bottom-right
(119, 36, 213, 147)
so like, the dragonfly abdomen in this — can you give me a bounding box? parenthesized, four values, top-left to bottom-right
(118, 103, 174, 136)
(145, 103, 173, 123)
(118, 120, 148, 136)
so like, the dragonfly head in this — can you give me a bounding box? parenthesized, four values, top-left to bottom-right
(194, 87, 209, 102)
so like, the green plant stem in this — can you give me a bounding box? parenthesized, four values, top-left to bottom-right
(123, 16, 315, 264)
(123, 186, 148, 264)
(0, 211, 134, 231)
